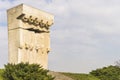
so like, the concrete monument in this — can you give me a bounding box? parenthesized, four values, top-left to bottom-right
(7, 4, 54, 69)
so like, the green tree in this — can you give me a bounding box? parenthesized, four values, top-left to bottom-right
(90, 65, 120, 80)
(3, 62, 54, 80)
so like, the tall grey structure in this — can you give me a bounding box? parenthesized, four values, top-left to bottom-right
(7, 4, 54, 69)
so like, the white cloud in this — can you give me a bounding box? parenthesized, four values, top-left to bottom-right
(0, 26, 8, 68)
(0, 0, 120, 73)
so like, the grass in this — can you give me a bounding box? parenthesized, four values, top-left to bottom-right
(61, 72, 100, 80)
(0, 69, 4, 80)
(0, 69, 100, 80)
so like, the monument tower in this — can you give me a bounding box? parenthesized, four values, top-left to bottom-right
(7, 4, 54, 69)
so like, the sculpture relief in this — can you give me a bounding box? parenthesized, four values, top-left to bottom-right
(17, 14, 53, 32)
(19, 43, 49, 54)
(8, 4, 54, 69)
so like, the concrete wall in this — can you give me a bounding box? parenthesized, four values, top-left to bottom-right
(7, 4, 54, 69)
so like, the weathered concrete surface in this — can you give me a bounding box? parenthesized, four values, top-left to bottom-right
(7, 4, 54, 69)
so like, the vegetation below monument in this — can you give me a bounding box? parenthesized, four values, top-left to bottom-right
(0, 63, 54, 80)
(0, 69, 4, 80)
(90, 65, 120, 80)
(61, 65, 120, 80)
(0, 64, 120, 80)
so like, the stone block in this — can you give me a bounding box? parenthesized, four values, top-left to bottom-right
(7, 4, 54, 69)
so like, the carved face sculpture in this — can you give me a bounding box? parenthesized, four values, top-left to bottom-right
(18, 18, 50, 63)
(17, 13, 53, 32)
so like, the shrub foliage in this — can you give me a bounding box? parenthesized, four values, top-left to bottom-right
(90, 65, 120, 80)
(3, 63, 54, 80)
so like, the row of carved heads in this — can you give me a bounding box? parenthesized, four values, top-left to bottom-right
(17, 14, 53, 31)
(19, 43, 50, 53)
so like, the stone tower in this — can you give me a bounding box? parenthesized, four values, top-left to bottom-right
(7, 4, 54, 69)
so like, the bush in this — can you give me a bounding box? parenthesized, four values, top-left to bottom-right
(90, 65, 120, 80)
(3, 62, 54, 80)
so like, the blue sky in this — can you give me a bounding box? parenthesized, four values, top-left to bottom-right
(0, 0, 120, 73)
